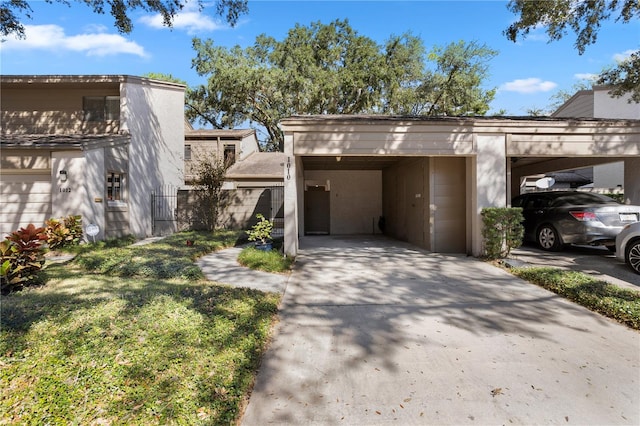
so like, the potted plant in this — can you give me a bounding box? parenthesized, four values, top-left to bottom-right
(246, 214, 274, 251)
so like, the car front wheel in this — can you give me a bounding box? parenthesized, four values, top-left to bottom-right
(537, 224, 562, 251)
(625, 239, 640, 275)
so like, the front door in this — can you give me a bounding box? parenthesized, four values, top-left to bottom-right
(305, 187, 330, 235)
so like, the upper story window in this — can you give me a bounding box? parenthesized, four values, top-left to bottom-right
(224, 144, 236, 166)
(184, 144, 192, 160)
(84, 96, 120, 121)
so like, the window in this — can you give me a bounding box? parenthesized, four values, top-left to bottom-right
(184, 144, 192, 160)
(84, 96, 120, 121)
(107, 172, 125, 202)
(224, 144, 236, 166)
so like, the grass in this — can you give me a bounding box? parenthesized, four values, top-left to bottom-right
(510, 266, 640, 330)
(0, 231, 280, 425)
(237, 246, 294, 274)
(72, 230, 243, 280)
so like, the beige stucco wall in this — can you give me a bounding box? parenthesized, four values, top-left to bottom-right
(51, 151, 86, 221)
(121, 79, 185, 237)
(304, 170, 382, 235)
(83, 147, 107, 240)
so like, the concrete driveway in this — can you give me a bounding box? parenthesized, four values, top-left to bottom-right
(242, 236, 639, 425)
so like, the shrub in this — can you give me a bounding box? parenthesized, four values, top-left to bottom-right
(481, 207, 524, 259)
(45, 215, 83, 250)
(1, 224, 47, 293)
(246, 214, 274, 245)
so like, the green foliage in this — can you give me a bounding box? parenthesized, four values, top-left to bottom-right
(0, 259, 280, 424)
(597, 51, 640, 103)
(73, 230, 242, 280)
(246, 214, 273, 244)
(238, 246, 293, 273)
(1, 0, 247, 39)
(192, 157, 230, 231)
(504, 0, 640, 102)
(512, 267, 640, 329)
(481, 207, 524, 259)
(1, 224, 47, 293)
(142, 72, 187, 85)
(189, 20, 497, 150)
(45, 215, 83, 251)
(603, 193, 625, 203)
(417, 40, 498, 116)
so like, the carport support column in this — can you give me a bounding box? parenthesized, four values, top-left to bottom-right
(624, 158, 640, 205)
(283, 134, 299, 256)
(472, 135, 507, 256)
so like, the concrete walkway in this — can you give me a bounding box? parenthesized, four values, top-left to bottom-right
(197, 245, 290, 294)
(241, 235, 639, 425)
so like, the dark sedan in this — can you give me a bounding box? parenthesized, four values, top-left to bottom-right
(511, 191, 640, 251)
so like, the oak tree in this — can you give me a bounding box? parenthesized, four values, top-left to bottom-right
(189, 19, 497, 150)
(504, 0, 640, 101)
(1, 0, 248, 38)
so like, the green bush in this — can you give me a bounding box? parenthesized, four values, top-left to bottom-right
(603, 193, 624, 203)
(246, 214, 274, 245)
(481, 207, 524, 259)
(1, 224, 47, 294)
(45, 215, 83, 250)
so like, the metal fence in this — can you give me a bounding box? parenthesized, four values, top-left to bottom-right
(151, 185, 178, 235)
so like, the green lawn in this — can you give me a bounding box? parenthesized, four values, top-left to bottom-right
(237, 246, 294, 274)
(510, 266, 640, 330)
(0, 231, 280, 425)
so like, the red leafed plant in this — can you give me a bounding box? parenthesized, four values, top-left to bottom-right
(1, 223, 47, 294)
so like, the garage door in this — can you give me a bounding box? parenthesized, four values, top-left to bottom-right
(0, 172, 52, 237)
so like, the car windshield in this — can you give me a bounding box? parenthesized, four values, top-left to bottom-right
(552, 193, 616, 206)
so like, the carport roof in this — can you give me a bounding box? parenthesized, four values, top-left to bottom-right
(281, 114, 625, 125)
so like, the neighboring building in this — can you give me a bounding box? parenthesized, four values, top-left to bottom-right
(223, 151, 286, 234)
(178, 128, 286, 232)
(184, 125, 260, 185)
(280, 115, 640, 257)
(539, 86, 640, 192)
(1, 75, 185, 240)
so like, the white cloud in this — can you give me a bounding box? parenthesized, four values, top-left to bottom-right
(139, 0, 223, 34)
(613, 49, 637, 63)
(1, 24, 147, 57)
(500, 78, 557, 94)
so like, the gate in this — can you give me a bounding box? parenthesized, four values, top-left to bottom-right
(151, 185, 178, 235)
(269, 185, 284, 237)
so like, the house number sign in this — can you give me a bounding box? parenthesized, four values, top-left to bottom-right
(59, 188, 71, 193)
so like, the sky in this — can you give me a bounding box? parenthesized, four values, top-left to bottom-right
(1, 0, 637, 117)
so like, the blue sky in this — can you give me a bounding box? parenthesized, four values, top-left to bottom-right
(1, 0, 637, 116)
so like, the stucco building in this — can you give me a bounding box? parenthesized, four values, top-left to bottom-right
(1, 75, 185, 240)
(280, 115, 640, 257)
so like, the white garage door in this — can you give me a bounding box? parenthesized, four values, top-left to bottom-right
(0, 173, 52, 237)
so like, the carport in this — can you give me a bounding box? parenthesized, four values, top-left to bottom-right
(280, 116, 640, 257)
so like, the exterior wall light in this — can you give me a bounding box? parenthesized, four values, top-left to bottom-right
(59, 170, 68, 182)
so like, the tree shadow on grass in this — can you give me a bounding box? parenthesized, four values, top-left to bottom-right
(0, 260, 279, 424)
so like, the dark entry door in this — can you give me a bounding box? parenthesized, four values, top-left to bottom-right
(305, 187, 330, 235)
